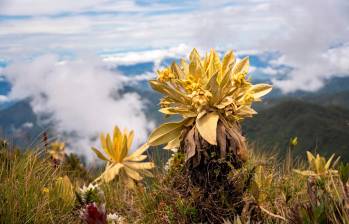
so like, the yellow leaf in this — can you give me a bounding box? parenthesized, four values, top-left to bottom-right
(148, 120, 186, 146)
(249, 84, 272, 99)
(306, 151, 315, 164)
(159, 107, 197, 117)
(96, 163, 124, 183)
(91, 147, 108, 161)
(127, 130, 134, 150)
(232, 57, 249, 75)
(180, 59, 189, 76)
(171, 62, 185, 79)
(236, 105, 257, 117)
(149, 80, 188, 104)
(106, 134, 117, 161)
(100, 133, 112, 159)
(163, 134, 180, 150)
(189, 58, 203, 80)
(215, 96, 234, 109)
(293, 169, 316, 176)
(127, 155, 147, 162)
(189, 48, 201, 62)
(130, 143, 149, 157)
(196, 111, 219, 145)
(125, 161, 155, 170)
(222, 50, 235, 75)
(119, 135, 128, 161)
(124, 166, 143, 181)
(325, 154, 335, 170)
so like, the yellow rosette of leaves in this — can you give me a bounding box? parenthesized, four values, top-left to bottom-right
(148, 48, 272, 162)
(294, 151, 339, 177)
(91, 126, 155, 188)
(48, 141, 66, 162)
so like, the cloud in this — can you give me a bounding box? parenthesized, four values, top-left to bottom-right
(3, 54, 154, 160)
(0, 95, 8, 103)
(260, 67, 278, 76)
(264, 0, 349, 92)
(102, 44, 190, 66)
(0, 0, 146, 16)
(0, 0, 348, 93)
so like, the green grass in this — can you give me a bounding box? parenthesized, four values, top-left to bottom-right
(0, 148, 76, 223)
(0, 141, 348, 223)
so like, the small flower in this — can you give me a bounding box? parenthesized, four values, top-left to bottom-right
(42, 187, 49, 194)
(289, 137, 298, 147)
(107, 213, 126, 224)
(79, 183, 98, 194)
(78, 183, 105, 205)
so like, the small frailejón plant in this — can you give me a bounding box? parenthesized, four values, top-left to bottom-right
(48, 141, 66, 164)
(289, 152, 349, 223)
(293, 151, 339, 177)
(91, 126, 155, 188)
(147, 48, 272, 222)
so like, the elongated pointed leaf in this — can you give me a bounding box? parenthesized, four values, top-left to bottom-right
(124, 166, 143, 181)
(189, 58, 203, 80)
(91, 147, 108, 161)
(190, 48, 201, 62)
(125, 161, 155, 170)
(127, 130, 134, 150)
(222, 50, 235, 74)
(232, 57, 249, 75)
(159, 107, 197, 117)
(306, 151, 315, 164)
(149, 80, 188, 104)
(125, 143, 149, 161)
(127, 155, 147, 162)
(120, 135, 128, 160)
(96, 163, 124, 183)
(196, 112, 219, 145)
(164, 134, 180, 150)
(148, 120, 186, 146)
(171, 62, 186, 79)
(249, 84, 272, 99)
(236, 105, 257, 117)
(100, 133, 112, 159)
(180, 59, 189, 76)
(325, 154, 335, 170)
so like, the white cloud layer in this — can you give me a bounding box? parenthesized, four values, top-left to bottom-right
(3, 55, 154, 160)
(265, 0, 349, 92)
(0, 0, 348, 92)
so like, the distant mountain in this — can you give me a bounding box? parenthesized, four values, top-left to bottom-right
(264, 77, 349, 99)
(0, 100, 43, 146)
(243, 100, 349, 161)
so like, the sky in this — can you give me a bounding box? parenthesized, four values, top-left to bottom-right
(0, 0, 348, 159)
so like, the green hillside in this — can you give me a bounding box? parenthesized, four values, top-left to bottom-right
(243, 100, 349, 160)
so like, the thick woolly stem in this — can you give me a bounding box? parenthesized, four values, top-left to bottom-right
(174, 120, 261, 223)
